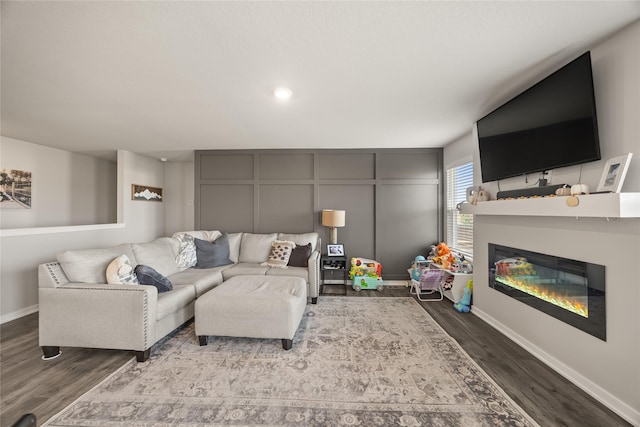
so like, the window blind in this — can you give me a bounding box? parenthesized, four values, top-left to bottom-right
(446, 162, 473, 256)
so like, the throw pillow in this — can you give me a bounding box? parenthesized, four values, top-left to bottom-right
(105, 254, 139, 285)
(174, 233, 197, 268)
(134, 264, 173, 293)
(262, 240, 296, 269)
(194, 234, 233, 269)
(287, 243, 312, 267)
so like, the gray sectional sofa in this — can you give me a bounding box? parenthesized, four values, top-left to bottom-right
(38, 231, 321, 362)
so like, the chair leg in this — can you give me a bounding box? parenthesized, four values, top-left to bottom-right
(199, 335, 208, 346)
(311, 297, 318, 304)
(282, 339, 292, 350)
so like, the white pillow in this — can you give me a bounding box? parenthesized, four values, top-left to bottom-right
(262, 240, 296, 269)
(203, 230, 222, 242)
(174, 233, 197, 268)
(106, 254, 139, 284)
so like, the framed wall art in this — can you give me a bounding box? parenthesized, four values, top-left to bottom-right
(0, 168, 32, 209)
(132, 184, 163, 201)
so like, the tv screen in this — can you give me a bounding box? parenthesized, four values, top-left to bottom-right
(477, 52, 601, 183)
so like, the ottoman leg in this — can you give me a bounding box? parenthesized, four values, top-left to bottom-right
(199, 336, 208, 346)
(282, 339, 292, 350)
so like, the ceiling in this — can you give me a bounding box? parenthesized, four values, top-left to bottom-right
(2, 1, 640, 162)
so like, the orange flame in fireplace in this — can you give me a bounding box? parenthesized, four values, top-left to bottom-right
(496, 276, 588, 318)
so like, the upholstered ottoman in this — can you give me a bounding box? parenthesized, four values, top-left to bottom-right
(195, 275, 307, 350)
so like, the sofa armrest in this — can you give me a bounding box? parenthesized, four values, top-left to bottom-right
(39, 262, 70, 288)
(307, 250, 321, 299)
(39, 283, 158, 352)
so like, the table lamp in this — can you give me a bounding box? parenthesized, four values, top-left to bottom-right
(322, 209, 345, 244)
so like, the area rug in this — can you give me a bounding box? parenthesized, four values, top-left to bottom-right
(44, 297, 538, 426)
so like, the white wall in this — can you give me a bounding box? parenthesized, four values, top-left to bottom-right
(474, 22, 640, 197)
(164, 161, 195, 236)
(444, 21, 640, 423)
(0, 136, 117, 228)
(118, 150, 166, 243)
(0, 141, 193, 322)
(443, 130, 474, 171)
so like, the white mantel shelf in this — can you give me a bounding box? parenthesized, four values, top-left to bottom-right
(460, 192, 640, 218)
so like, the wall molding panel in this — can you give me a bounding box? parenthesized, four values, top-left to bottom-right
(195, 149, 442, 279)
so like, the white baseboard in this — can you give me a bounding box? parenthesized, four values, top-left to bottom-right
(382, 280, 409, 287)
(471, 307, 640, 426)
(323, 280, 409, 287)
(1, 304, 38, 325)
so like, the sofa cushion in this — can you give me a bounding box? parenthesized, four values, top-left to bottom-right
(239, 233, 278, 263)
(131, 238, 180, 277)
(57, 244, 137, 284)
(278, 232, 319, 252)
(174, 233, 197, 269)
(170, 267, 228, 297)
(194, 235, 233, 268)
(106, 254, 139, 284)
(288, 243, 312, 267)
(266, 265, 309, 282)
(156, 285, 196, 320)
(135, 265, 173, 293)
(262, 240, 296, 269)
(222, 263, 269, 280)
(227, 232, 243, 263)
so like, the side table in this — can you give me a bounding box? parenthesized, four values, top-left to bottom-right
(320, 255, 348, 295)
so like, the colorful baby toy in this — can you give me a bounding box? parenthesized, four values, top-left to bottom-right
(349, 257, 383, 291)
(453, 280, 473, 313)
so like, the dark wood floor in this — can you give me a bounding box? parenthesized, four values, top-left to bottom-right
(1, 286, 631, 427)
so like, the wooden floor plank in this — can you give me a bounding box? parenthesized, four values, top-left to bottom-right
(1, 286, 631, 426)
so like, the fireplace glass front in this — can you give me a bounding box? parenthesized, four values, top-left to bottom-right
(488, 244, 605, 340)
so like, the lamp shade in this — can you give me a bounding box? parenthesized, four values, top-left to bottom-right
(322, 210, 345, 227)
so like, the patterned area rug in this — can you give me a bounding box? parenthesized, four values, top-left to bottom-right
(44, 297, 538, 426)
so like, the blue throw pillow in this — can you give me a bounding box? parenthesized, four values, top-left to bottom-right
(134, 264, 173, 293)
(194, 234, 233, 268)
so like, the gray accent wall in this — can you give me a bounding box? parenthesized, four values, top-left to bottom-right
(195, 149, 442, 279)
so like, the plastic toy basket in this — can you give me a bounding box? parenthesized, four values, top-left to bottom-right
(409, 261, 444, 301)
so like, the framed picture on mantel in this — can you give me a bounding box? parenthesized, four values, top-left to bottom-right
(596, 153, 633, 193)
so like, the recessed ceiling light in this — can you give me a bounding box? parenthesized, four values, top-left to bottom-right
(274, 87, 293, 100)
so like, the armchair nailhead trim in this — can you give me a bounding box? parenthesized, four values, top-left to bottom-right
(45, 263, 62, 286)
(142, 292, 149, 349)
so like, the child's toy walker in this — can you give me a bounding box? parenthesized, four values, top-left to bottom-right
(349, 257, 383, 291)
(408, 243, 474, 307)
(408, 256, 444, 301)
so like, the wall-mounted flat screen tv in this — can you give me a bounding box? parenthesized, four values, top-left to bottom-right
(477, 51, 601, 183)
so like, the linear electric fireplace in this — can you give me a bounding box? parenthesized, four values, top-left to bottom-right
(488, 244, 606, 340)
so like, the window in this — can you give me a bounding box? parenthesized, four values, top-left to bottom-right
(446, 162, 473, 256)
